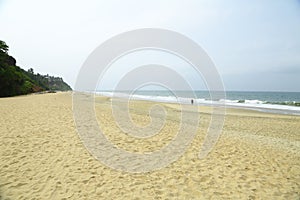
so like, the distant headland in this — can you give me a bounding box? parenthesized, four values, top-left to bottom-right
(0, 40, 72, 97)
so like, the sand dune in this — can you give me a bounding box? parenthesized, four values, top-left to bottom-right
(0, 92, 299, 199)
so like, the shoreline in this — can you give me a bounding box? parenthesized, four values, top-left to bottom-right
(93, 92, 300, 116)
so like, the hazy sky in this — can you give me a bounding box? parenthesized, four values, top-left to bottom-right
(0, 0, 300, 91)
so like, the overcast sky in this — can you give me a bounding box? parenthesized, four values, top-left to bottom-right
(0, 0, 300, 91)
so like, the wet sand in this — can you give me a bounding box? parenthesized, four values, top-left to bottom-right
(0, 92, 299, 199)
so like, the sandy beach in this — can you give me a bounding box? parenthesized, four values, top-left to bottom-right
(0, 92, 299, 199)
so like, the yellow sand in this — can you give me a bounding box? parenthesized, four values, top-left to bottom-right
(0, 92, 299, 199)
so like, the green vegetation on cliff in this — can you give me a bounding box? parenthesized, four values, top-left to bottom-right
(0, 40, 72, 97)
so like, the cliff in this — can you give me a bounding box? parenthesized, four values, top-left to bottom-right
(0, 40, 72, 97)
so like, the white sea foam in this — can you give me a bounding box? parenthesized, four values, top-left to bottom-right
(95, 91, 300, 115)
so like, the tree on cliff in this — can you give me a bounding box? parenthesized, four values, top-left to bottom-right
(0, 40, 9, 53)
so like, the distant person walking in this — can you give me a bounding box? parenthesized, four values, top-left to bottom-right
(191, 99, 194, 105)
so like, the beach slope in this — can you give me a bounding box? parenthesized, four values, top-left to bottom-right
(0, 92, 299, 199)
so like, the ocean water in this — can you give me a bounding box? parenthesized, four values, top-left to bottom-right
(96, 90, 300, 115)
